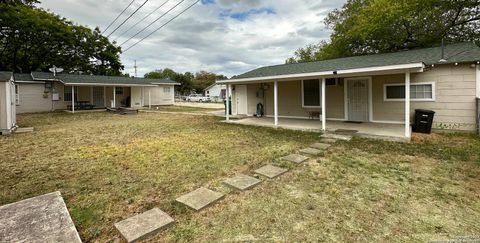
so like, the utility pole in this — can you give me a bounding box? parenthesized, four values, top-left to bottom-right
(134, 60, 138, 77)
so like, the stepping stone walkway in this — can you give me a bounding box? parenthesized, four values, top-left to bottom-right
(255, 165, 288, 178)
(224, 174, 261, 191)
(114, 208, 174, 243)
(0, 191, 81, 243)
(281, 154, 309, 164)
(321, 138, 338, 143)
(321, 133, 352, 141)
(310, 142, 331, 150)
(299, 147, 323, 156)
(176, 187, 224, 211)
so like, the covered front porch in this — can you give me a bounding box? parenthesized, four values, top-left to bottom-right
(227, 117, 407, 141)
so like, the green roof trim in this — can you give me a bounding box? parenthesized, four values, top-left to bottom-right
(31, 72, 179, 86)
(233, 42, 480, 80)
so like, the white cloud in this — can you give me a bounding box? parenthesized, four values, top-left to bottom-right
(40, 0, 345, 77)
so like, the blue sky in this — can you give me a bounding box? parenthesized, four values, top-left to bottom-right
(40, 0, 345, 77)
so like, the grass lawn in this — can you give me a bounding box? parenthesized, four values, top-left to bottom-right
(0, 112, 479, 242)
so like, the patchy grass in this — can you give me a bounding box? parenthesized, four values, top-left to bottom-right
(0, 112, 479, 242)
(143, 105, 222, 113)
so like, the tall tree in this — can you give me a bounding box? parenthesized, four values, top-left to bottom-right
(144, 69, 193, 95)
(192, 71, 227, 92)
(0, 2, 123, 74)
(287, 0, 480, 63)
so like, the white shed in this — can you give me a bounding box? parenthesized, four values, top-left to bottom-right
(204, 83, 226, 102)
(0, 72, 16, 134)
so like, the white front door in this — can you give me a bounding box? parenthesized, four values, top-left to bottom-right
(236, 85, 247, 115)
(347, 78, 369, 122)
(92, 87, 104, 108)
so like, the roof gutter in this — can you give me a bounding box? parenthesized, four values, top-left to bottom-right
(63, 83, 159, 87)
(217, 62, 425, 84)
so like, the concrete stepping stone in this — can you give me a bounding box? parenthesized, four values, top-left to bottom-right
(0, 191, 81, 243)
(281, 154, 309, 164)
(299, 147, 323, 156)
(224, 174, 261, 191)
(14, 127, 34, 133)
(176, 187, 224, 211)
(310, 143, 331, 150)
(255, 165, 288, 178)
(114, 208, 174, 243)
(321, 138, 338, 143)
(321, 133, 352, 141)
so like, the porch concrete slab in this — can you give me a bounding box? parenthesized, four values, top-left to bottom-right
(281, 154, 309, 164)
(223, 174, 261, 191)
(114, 208, 174, 243)
(176, 187, 224, 211)
(254, 165, 288, 179)
(310, 143, 331, 150)
(299, 147, 323, 156)
(14, 127, 34, 133)
(0, 191, 82, 243)
(321, 133, 352, 141)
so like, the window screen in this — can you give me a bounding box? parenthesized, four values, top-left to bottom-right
(386, 85, 405, 99)
(115, 87, 124, 95)
(385, 84, 433, 100)
(303, 79, 320, 107)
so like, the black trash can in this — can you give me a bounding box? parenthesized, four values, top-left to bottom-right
(413, 109, 435, 134)
(224, 98, 232, 115)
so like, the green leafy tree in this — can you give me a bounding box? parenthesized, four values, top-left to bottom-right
(0, 2, 123, 75)
(144, 69, 193, 95)
(192, 71, 227, 93)
(287, 0, 480, 63)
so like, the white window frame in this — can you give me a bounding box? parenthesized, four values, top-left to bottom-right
(163, 87, 171, 93)
(15, 84, 20, 105)
(383, 82, 435, 102)
(301, 79, 321, 108)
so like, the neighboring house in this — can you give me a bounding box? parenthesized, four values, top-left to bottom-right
(204, 83, 226, 102)
(218, 42, 480, 140)
(0, 72, 16, 134)
(13, 72, 180, 113)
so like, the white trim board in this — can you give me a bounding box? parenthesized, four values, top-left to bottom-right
(383, 81, 436, 102)
(217, 63, 425, 84)
(476, 65, 480, 98)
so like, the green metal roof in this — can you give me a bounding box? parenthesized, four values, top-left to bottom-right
(0, 71, 13, 81)
(31, 72, 179, 86)
(234, 42, 480, 80)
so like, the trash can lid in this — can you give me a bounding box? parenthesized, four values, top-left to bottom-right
(415, 109, 435, 114)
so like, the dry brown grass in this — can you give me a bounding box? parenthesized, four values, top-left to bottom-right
(0, 112, 479, 242)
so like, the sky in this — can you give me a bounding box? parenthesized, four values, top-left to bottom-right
(40, 0, 345, 77)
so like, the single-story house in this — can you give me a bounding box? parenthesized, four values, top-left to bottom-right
(0, 72, 16, 134)
(204, 83, 226, 102)
(217, 42, 480, 141)
(13, 72, 180, 113)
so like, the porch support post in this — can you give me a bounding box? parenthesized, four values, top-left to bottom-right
(321, 78, 326, 131)
(148, 89, 151, 109)
(405, 71, 411, 138)
(225, 84, 230, 121)
(274, 81, 278, 126)
(112, 86, 116, 108)
(71, 86, 75, 113)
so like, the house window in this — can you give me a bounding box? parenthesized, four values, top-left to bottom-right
(64, 86, 78, 102)
(302, 79, 321, 107)
(384, 82, 435, 101)
(115, 87, 124, 95)
(15, 84, 19, 105)
(326, 78, 337, 86)
(163, 87, 171, 93)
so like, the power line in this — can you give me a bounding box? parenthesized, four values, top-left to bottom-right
(103, 0, 136, 34)
(114, 0, 171, 42)
(124, 0, 201, 52)
(119, 0, 187, 47)
(107, 0, 150, 38)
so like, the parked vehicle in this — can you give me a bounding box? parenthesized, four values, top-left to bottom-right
(186, 94, 211, 102)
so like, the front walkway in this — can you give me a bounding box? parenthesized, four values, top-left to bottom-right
(226, 117, 407, 142)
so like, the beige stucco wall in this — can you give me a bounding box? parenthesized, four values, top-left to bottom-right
(233, 81, 344, 119)
(372, 64, 477, 131)
(143, 85, 175, 106)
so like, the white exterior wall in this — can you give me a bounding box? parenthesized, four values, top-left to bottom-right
(205, 84, 226, 102)
(0, 79, 15, 133)
(142, 85, 175, 106)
